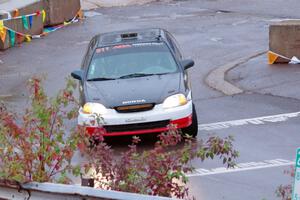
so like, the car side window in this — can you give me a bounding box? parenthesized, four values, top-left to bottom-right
(89, 37, 97, 49)
(82, 37, 97, 70)
(166, 33, 182, 59)
(81, 46, 89, 70)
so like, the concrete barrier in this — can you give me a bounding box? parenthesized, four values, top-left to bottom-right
(0, 0, 44, 50)
(269, 20, 300, 63)
(0, 181, 176, 200)
(82, 0, 156, 8)
(0, 0, 81, 50)
(43, 0, 81, 26)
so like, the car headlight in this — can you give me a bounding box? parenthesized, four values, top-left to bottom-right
(82, 103, 107, 115)
(162, 94, 188, 109)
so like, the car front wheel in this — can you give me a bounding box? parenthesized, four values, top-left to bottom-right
(181, 104, 198, 138)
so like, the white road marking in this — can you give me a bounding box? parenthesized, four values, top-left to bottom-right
(0, 94, 13, 99)
(186, 159, 294, 177)
(0, 72, 30, 79)
(198, 111, 300, 131)
(84, 11, 102, 18)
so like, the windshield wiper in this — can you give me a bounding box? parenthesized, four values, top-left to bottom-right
(119, 73, 157, 79)
(88, 73, 169, 81)
(87, 77, 116, 81)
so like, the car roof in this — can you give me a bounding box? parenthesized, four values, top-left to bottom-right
(96, 28, 168, 47)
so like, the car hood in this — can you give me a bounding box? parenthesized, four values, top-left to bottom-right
(84, 73, 182, 108)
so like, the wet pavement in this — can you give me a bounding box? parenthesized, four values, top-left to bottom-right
(228, 53, 300, 100)
(1, 0, 300, 199)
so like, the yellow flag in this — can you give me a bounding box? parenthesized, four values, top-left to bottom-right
(0, 29, 6, 43)
(268, 51, 279, 64)
(77, 9, 84, 19)
(42, 10, 46, 23)
(0, 20, 4, 32)
(0, 21, 6, 43)
(25, 35, 31, 42)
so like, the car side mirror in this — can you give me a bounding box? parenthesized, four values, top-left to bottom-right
(181, 59, 195, 70)
(71, 70, 83, 80)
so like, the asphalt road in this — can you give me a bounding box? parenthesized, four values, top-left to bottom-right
(1, 0, 300, 199)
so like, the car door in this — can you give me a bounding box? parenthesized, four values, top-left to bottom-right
(80, 37, 98, 105)
(166, 32, 191, 92)
(165, 32, 183, 60)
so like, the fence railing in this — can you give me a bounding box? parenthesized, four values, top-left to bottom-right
(0, 181, 176, 200)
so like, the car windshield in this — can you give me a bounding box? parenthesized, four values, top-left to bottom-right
(87, 42, 178, 80)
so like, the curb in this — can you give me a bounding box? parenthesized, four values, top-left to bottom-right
(205, 51, 266, 96)
(0, 94, 13, 101)
(81, 0, 159, 10)
(0, 182, 176, 200)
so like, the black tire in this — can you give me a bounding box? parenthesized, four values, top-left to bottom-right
(182, 104, 198, 137)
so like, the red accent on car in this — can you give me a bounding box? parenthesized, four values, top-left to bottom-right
(112, 44, 132, 49)
(84, 114, 192, 137)
(170, 114, 193, 129)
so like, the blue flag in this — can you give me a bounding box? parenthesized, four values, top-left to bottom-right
(29, 16, 33, 28)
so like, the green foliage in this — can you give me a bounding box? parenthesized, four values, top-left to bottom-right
(84, 126, 239, 199)
(276, 167, 294, 200)
(0, 77, 82, 183)
(0, 76, 239, 200)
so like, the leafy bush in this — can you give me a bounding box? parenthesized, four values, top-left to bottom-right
(0, 77, 239, 199)
(276, 167, 294, 200)
(83, 126, 239, 199)
(0, 77, 81, 183)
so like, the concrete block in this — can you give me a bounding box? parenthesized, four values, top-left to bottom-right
(0, 0, 44, 50)
(269, 20, 300, 63)
(43, 0, 81, 26)
(86, 0, 157, 7)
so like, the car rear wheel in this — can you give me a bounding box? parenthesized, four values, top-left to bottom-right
(181, 104, 198, 138)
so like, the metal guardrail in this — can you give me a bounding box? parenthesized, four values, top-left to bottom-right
(0, 182, 176, 200)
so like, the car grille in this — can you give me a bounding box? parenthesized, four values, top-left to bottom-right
(114, 104, 155, 113)
(104, 120, 169, 133)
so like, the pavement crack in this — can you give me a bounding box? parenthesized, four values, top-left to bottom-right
(193, 92, 243, 102)
(245, 79, 300, 92)
(216, 9, 234, 14)
(247, 91, 300, 103)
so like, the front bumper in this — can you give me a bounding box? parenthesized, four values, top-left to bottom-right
(78, 101, 193, 136)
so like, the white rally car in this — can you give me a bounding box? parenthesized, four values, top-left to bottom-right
(71, 28, 198, 137)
